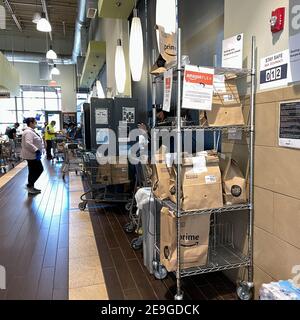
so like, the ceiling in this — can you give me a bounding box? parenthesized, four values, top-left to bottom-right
(2, 0, 78, 40)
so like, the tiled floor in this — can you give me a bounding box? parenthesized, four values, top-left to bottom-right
(68, 173, 108, 300)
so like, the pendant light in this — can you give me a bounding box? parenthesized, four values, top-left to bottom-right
(46, 45, 57, 60)
(129, 9, 144, 82)
(114, 39, 126, 94)
(37, 12, 52, 32)
(156, 0, 176, 34)
(51, 64, 60, 76)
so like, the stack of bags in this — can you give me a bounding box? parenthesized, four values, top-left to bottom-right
(151, 147, 248, 272)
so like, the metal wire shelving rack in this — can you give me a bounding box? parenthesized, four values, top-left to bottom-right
(150, 2, 256, 301)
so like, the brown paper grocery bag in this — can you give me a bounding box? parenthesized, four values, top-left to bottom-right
(169, 153, 223, 211)
(219, 155, 247, 205)
(160, 207, 211, 272)
(151, 146, 172, 200)
(205, 76, 245, 126)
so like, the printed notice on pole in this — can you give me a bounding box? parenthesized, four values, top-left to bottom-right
(279, 100, 300, 149)
(182, 65, 214, 111)
(260, 50, 291, 90)
(222, 34, 243, 69)
(95, 108, 108, 125)
(289, 0, 300, 83)
(163, 68, 173, 112)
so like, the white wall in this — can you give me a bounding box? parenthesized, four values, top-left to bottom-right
(14, 62, 77, 112)
(89, 17, 132, 97)
(224, 0, 289, 91)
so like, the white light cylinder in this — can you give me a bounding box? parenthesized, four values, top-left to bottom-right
(46, 46, 57, 60)
(156, 0, 176, 34)
(51, 64, 60, 75)
(129, 9, 144, 82)
(115, 39, 126, 94)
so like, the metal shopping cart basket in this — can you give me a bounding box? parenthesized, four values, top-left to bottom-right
(62, 141, 84, 180)
(0, 136, 13, 173)
(52, 135, 67, 163)
(78, 151, 133, 211)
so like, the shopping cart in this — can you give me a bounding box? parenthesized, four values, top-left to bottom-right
(61, 141, 84, 180)
(0, 135, 13, 173)
(78, 151, 133, 211)
(52, 135, 67, 163)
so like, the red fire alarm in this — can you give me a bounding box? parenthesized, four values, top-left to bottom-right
(270, 7, 285, 33)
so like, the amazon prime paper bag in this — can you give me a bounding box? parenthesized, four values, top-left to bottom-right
(169, 152, 223, 211)
(219, 155, 247, 205)
(160, 207, 211, 272)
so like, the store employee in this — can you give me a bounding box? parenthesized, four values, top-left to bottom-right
(45, 120, 56, 160)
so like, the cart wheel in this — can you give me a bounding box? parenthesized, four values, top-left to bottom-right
(78, 202, 87, 211)
(75, 170, 78, 175)
(154, 264, 167, 280)
(237, 282, 253, 300)
(3, 168, 6, 173)
(131, 237, 142, 250)
(124, 222, 135, 233)
(152, 260, 158, 270)
(12, 163, 15, 168)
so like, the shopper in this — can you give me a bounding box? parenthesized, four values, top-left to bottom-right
(45, 120, 56, 160)
(21, 117, 43, 195)
(6, 122, 20, 158)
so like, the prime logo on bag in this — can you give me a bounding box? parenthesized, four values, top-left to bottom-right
(231, 184, 242, 197)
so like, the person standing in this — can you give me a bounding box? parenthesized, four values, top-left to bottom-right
(45, 120, 56, 160)
(21, 118, 44, 195)
(6, 122, 20, 158)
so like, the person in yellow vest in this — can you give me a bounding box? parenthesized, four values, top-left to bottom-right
(45, 120, 57, 160)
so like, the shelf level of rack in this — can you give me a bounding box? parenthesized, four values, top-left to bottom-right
(154, 125, 251, 132)
(152, 66, 251, 82)
(180, 245, 250, 277)
(157, 198, 251, 216)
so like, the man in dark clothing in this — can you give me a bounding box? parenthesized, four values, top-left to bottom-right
(6, 122, 20, 139)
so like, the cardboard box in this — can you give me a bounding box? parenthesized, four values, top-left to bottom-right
(219, 155, 248, 205)
(96, 163, 112, 185)
(160, 207, 211, 272)
(169, 152, 223, 211)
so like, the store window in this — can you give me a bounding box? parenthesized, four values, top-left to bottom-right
(0, 85, 62, 134)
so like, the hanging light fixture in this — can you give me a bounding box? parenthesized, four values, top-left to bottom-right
(37, 12, 52, 32)
(32, 12, 41, 24)
(114, 39, 126, 94)
(46, 45, 57, 60)
(51, 64, 60, 76)
(129, 9, 144, 82)
(156, 0, 176, 34)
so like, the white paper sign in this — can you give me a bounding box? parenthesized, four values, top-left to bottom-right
(279, 101, 300, 149)
(260, 50, 291, 90)
(289, 0, 300, 83)
(213, 75, 226, 94)
(222, 34, 244, 69)
(182, 65, 214, 111)
(228, 128, 242, 140)
(163, 69, 173, 112)
(95, 108, 108, 125)
(122, 107, 135, 123)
